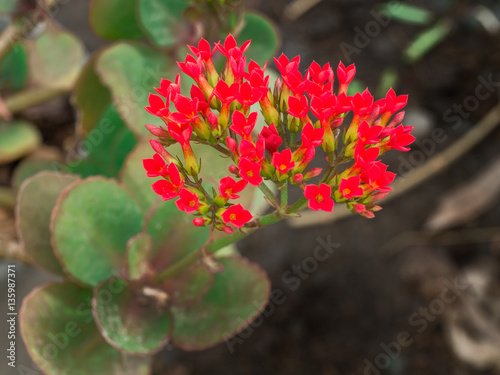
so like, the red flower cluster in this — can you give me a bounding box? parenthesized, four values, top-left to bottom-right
(143, 34, 415, 230)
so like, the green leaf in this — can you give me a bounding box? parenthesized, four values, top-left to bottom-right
(72, 52, 112, 138)
(126, 233, 153, 280)
(163, 262, 214, 307)
(238, 12, 280, 66)
(51, 177, 144, 287)
(120, 138, 159, 213)
(0, 44, 28, 91)
(404, 19, 453, 63)
(27, 23, 85, 89)
(90, 0, 145, 40)
(145, 199, 208, 272)
(16, 171, 79, 276)
(66, 104, 137, 178)
(381, 3, 434, 25)
(20, 281, 151, 375)
(138, 0, 190, 48)
(0, 0, 15, 13)
(171, 255, 270, 350)
(95, 42, 175, 137)
(92, 277, 172, 354)
(0, 120, 41, 164)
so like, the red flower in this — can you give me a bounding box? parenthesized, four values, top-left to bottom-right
(239, 139, 265, 163)
(221, 204, 253, 228)
(144, 93, 169, 117)
(274, 54, 300, 77)
(307, 61, 333, 87)
(143, 154, 167, 177)
(154, 74, 181, 100)
(175, 188, 200, 213)
(354, 143, 379, 169)
(230, 111, 257, 140)
(216, 34, 251, 60)
(339, 176, 364, 199)
(304, 184, 334, 212)
(218, 176, 248, 199)
(351, 89, 374, 117)
(357, 120, 382, 145)
(383, 88, 408, 114)
(272, 149, 295, 175)
(150, 163, 184, 200)
(168, 122, 192, 145)
(360, 162, 395, 192)
(237, 81, 265, 108)
(383, 125, 415, 152)
(177, 54, 204, 81)
(287, 95, 309, 119)
(238, 158, 263, 186)
(188, 37, 215, 61)
(301, 122, 324, 148)
(259, 124, 282, 154)
(212, 80, 239, 105)
(337, 62, 356, 95)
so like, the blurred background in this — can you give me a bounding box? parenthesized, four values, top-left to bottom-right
(1, 0, 500, 374)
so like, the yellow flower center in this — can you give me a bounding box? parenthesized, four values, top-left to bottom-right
(316, 195, 324, 202)
(230, 213, 237, 220)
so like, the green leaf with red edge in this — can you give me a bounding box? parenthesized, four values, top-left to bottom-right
(0, 44, 28, 91)
(16, 171, 80, 276)
(72, 51, 112, 138)
(138, 0, 190, 48)
(20, 281, 152, 375)
(0, 120, 41, 164)
(126, 233, 153, 280)
(92, 277, 172, 355)
(51, 177, 144, 287)
(120, 138, 160, 213)
(95, 42, 175, 137)
(90, 0, 145, 41)
(237, 12, 280, 66)
(12, 151, 63, 192)
(27, 23, 85, 89)
(66, 104, 137, 178)
(171, 255, 271, 350)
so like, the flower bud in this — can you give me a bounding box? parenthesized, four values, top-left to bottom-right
(292, 173, 303, 183)
(303, 167, 322, 180)
(193, 216, 211, 227)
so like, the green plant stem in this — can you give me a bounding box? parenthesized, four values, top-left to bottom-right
(258, 181, 280, 208)
(280, 182, 288, 209)
(155, 210, 285, 281)
(2, 87, 68, 118)
(288, 196, 308, 213)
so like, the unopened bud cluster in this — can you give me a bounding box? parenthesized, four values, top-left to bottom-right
(143, 34, 415, 232)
